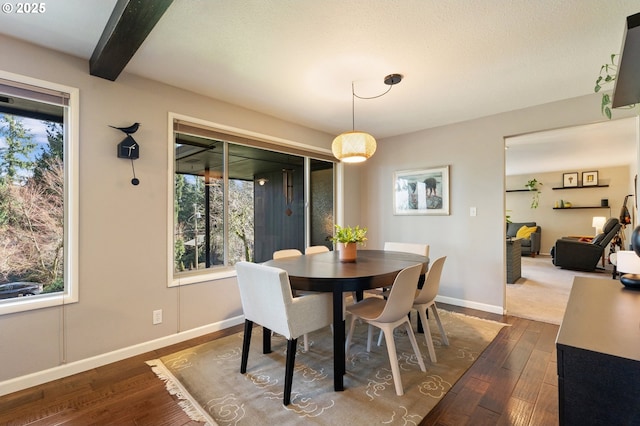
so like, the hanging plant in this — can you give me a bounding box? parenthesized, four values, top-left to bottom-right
(594, 53, 637, 119)
(525, 179, 542, 208)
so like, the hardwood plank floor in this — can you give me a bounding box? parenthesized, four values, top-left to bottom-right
(0, 304, 559, 425)
(420, 304, 559, 426)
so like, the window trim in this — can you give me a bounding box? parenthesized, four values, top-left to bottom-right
(0, 71, 79, 315)
(167, 112, 336, 287)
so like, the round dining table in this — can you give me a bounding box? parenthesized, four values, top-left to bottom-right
(264, 249, 428, 391)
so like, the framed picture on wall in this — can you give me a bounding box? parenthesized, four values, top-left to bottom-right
(563, 172, 579, 188)
(582, 171, 598, 186)
(393, 165, 450, 215)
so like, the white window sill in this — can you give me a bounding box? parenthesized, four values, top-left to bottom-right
(171, 267, 237, 287)
(0, 292, 78, 316)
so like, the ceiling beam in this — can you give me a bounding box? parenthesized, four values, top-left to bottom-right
(612, 11, 640, 108)
(90, 0, 173, 81)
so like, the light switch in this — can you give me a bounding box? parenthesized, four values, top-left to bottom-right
(470, 207, 477, 217)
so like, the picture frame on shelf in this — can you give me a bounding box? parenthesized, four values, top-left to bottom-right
(393, 165, 450, 215)
(582, 171, 598, 186)
(563, 172, 579, 188)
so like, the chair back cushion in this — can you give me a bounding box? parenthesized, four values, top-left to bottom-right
(602, 218, 619, 234)
(384, 242, 429, 258)
(592, 218, 621, 247)
(236, 262, 294, 338)
(273, 249, 303, 259)
(376, 264, 422, 323)
(414, 256, 447, 304)
(305, 245, 330, 254)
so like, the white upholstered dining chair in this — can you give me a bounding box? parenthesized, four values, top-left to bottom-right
(345, 263, 426, 396)
(272, 249, 311, 350)
(273, 248, 303, 259)
(384, 242, 430, 258)
(236, 261, 333, 405)
(305, 245, 330, 254)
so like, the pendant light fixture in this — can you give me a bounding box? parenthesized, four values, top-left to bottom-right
(332, 73, 403, 163)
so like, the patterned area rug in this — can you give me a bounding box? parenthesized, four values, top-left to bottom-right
(147, 310, 506, 425)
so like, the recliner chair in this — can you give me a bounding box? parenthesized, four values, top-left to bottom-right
(552, 218, 621, 271)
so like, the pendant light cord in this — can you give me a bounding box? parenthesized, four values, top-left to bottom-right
(351, 83, 355, 131)
(353, 83, 394, 100)
(351, 76, 399, 130)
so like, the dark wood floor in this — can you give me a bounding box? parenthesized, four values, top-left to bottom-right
(0, 303, 559, 425)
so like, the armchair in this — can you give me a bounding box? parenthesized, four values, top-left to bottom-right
(506, 222, 541, 257)
(552, 218, 621, 272)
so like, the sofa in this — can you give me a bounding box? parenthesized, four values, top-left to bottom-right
(506, 221, 541, 257)
(551, 217, 621, 272)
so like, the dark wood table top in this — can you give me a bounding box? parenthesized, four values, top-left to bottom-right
(264, 249, 428, 292)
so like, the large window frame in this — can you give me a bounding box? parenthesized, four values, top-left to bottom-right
(0, 71, 79, 315)
(168, 113, 338, 287)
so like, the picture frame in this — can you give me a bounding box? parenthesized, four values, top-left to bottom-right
(563, 172, 579, 188)
(582, 171, 598, 186)
(393, 165, 450, 215)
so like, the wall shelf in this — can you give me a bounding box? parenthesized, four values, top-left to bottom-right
(553, 206, 612, 210)
(552, 185, 609, 190)
(506, 189, 538, 192)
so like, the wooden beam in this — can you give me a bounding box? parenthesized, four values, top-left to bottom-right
(612, 12, 640, 108)
(90, 0, 174, 81)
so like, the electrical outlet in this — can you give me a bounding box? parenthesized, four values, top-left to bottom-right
(152, 309, 162, 325)
(470, 207, 477, 217)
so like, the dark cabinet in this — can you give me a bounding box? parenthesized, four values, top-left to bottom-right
(556, 278, 640, 425)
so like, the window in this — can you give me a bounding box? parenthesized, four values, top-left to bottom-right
(0, 72, 78, 315)
(171, 117, 335, 285)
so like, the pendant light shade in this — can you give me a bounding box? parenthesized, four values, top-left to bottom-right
(332, 131, 376, 163)
(332, 74, 402, 163)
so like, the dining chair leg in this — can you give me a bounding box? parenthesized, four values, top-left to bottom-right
(345, 314, 357, 356)
(367, 324, 376, 352)
(241, 320, 253, 374)
(417, 306, 437, 362)
(379, 325, 405, 396)
(262, 326, 272, 354)
(430, 304, 449, 346)
(283, 338, 298, 406)
(404, 320, 427, 372)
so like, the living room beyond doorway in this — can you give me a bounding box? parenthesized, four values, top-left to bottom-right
(506, 254, 614, 324)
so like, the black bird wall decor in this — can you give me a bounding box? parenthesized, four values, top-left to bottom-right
(110, 122, 140, 135)
(111, 123, 141, 185)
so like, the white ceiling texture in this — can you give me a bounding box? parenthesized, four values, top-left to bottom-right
(1, 0, 638, 175)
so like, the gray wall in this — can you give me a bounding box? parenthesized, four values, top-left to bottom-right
(355, 99, 638, 312)
(0, 35, 333, 387)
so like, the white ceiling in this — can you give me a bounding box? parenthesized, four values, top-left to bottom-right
(506, 116, 638, 176)
(1, 0, 638, 172)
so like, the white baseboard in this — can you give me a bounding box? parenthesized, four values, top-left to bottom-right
(0, 315, 244, 397)
(436, 295, 504, 315)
